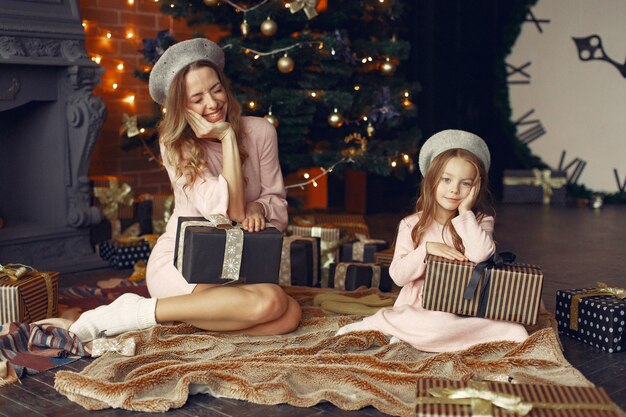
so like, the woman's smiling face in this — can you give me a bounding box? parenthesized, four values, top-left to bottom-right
(184, 66, 228, 123)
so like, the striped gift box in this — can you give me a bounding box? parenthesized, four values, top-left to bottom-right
(423, 254, 543, 325)
(0, 272, 59, 324)
(374, 247, 394, 267)
(416, 379, 622, 417)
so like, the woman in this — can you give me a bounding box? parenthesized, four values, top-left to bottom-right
(70, 38, 301, 342)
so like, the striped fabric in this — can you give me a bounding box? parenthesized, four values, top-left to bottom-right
(0, 322, 87, 380)
(423, 256, 543, 325)
(0, 272, 59, 325)
(374, 247, 394, 266)
(416, 379, 622, 417)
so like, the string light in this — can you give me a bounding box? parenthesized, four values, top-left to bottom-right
(303, 173, 310, 179)
(116, 63, 125, 71)
(224, 40, 323, 59)
(106, 32, 112, 39)
(248, 100, 256, 109)
(285, 158, 354, 190)
(221, 0, 269, 12)
(403, 154, 410, 163)
(391, 160, 397, 168)
(123, 95, 135, 104)
(91, 55, 102, 64)
(127, 0, 134, 4)
(126, 31, 134, 39)
(139, 128, 146, 133)
(112, 83, 118, 90)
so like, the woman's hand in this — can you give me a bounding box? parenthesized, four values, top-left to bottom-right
(426, 242, 468, 261)
(185, 110, 232, 141)
(242, 202, 266, 232)
(458, 177, 480, 214)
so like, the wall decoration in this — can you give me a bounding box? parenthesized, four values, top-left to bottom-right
(508, 0, 626, 193)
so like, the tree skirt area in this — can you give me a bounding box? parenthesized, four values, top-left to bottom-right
(54, 285, 592, 417)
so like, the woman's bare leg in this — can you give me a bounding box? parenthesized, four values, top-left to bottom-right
(155, 283, 301, 335)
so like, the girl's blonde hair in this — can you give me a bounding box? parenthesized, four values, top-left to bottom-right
(158, 60, 248, 190)
(411, 148, 494, 252)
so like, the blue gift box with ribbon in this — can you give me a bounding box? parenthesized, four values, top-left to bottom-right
(422, 253, 544, 325)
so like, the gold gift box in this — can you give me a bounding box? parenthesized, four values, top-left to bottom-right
(423, 254, 543, 325)
(416, 379, 623, 417)
(0, 271, 59, 324)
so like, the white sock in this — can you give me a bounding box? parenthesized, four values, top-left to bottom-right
(69, 293, 157, 342)
(335, 320, 373, 336)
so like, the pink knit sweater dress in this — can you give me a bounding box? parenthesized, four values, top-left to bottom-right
(363, 211, 529, 352)
(146, 117, 288, 298)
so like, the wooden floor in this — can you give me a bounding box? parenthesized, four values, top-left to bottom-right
(1, 204, 625, 416)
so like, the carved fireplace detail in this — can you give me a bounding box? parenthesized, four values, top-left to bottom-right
(0, 0, 108, 272)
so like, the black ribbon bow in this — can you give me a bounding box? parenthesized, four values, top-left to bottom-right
(463, 252, 516, 318)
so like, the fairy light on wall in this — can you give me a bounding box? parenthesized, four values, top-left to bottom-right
(116, 63, 125, 71)
(285, 158, 354, 190)
(123, 95, 135, 104)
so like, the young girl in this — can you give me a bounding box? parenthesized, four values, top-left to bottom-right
(69, 38, 301, 342)
(336, 129, 528, 352)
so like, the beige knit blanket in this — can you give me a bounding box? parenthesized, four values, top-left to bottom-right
(54, 287, 591, 416)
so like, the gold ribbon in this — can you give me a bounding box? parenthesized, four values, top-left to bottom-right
(334, 262, 381, 290)
(0, 264, 54, 319)
(351, 233, 386, 262)
(0, 263, 35, 281)
(91, 337, 136, 357)
(279, 236, 319, 287)
(93, 177, 134, 238)
(286, 0, 318, 19)
(570, 282, 626, 330)
(176, 215, 244, 282)
(152, 195, 174, 235)
(503, 169, 567, 205)
(415, 380, 620, 416)
(121, 113, 139, 138)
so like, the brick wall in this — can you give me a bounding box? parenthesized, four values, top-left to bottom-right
(79, 0, 226, 194)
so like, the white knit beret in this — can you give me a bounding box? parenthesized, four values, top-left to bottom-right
(418, 129, 491, 176)
(148, 38, 225, 105)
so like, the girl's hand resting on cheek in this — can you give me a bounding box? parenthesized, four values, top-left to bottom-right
(458, 177, 480, 214)
(185, 110, 232, 141)
(242, 202, 266, 232)
(426, 242, 468, 261)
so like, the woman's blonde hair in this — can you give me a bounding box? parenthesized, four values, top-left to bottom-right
(410, 148, 494, 252)
(158, 60, 248, 190)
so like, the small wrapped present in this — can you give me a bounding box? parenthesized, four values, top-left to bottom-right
(416, 379, 623, 417)
(502, 169, 567, 205)
(374, 247, 394, 267)
(423, 252, 544, 325)
(340, 233, 388, 263)
(556, 283, 625, 353)
(328, 262, 392, 292)
(135, 193, 175, 235)
(174, 216, 283, 284)
(91, 175, 136, 239)
(98, 237, 152, 269)
(278, 236, 321, 287)
(287, 223, 347, 272)
(0, 264, 58, 324)
(293, 213, 370, 238)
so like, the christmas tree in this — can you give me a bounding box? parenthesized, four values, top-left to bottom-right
(127, 0, 420, 181)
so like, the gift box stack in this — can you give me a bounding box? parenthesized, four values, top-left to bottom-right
(174, 215, 283, 284)
(135, 193, 175, 235)
(422, 253, 544, 325)
(0, 265, 58, 324)
(502, 169, 567, 205)
(416, 378, 623, 416)
(91, 175, 137, 243)
(556, 283, 625, 353)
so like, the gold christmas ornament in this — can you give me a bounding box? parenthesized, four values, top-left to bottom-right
(366, 122, 375, 137)
(380, 57, 396, 75)
(264, 108, 279, 128)
(203, 0, 219, 5)
(240, 19, 250, 38)
(260, 17, 277, 36)
(277, 54, 295, 73)
(328, 108, 344, 128)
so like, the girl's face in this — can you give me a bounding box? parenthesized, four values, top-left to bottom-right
(184, 66, 228, 123)
(435, 156, 478, 217)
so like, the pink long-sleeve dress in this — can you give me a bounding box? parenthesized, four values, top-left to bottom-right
(146, 117, 288, 298)
(363, 211, 529, 352)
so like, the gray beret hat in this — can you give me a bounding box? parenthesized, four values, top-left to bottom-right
(418, 129, 490, 176)
(148, 38, 225, 105)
